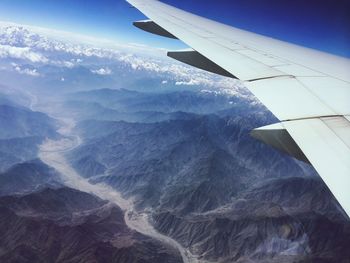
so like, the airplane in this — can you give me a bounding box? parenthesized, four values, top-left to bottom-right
(126, 0, 350, 218)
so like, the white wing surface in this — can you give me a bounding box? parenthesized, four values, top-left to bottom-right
(126, 0, 350, 217)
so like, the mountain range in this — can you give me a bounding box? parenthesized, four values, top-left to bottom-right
(0, 23, 349, 263)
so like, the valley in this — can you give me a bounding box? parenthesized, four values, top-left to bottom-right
(36, 98, 199, 263)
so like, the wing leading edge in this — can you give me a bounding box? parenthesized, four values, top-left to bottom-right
(126, 0, 350, 218)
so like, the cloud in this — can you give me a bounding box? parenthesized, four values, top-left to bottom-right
(91, 67, 112, 75)
(0, 22, 254, 100)
(175, 79, 201, 86)
(53, 60, 75, 68)
(12, 64, 40, 76)
(0, 44, 48, 63)
(0, 23, 122, 60)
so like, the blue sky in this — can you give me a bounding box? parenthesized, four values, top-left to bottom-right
(0, 0, 349, 57)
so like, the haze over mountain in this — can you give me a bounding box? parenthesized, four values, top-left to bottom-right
(0, 89, 59, 172)
(0, 22, 349, 263)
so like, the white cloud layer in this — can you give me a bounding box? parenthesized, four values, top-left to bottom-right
(91, 67, 112, 75)
(0, 21, 254, 100)
(0, 44, 48, 63)
(12, 63, 40, 76)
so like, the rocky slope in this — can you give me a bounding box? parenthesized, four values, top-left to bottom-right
(69, 112, 308, 212)
(0, 160, 60, 196)
(153, 176, 350, 263)
(65, 88, 349, 262)
(0, 187, 182, 263)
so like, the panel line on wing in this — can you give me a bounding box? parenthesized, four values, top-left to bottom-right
(248, 75, 295, 82)
(283, 115, 342, 121)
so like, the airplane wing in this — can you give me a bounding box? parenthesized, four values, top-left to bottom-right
(126, 0, 350, 218)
